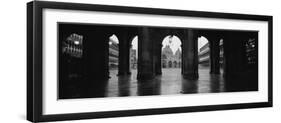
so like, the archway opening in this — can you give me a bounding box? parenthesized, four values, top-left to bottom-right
(161, 35, 182, 74)
(130, 36, 138, 79)
(198, 36, 210, 73)
(198, 36, 224, 74)
(219, 39, 224, 74)
(197, 36, 225, 93)
(108, 34, 119, 78)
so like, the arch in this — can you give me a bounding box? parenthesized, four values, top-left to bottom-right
(162, 60, 166, 68)
(198, 33, 224, 74)
(130, 36, 138, 70)
(198, 36, 210, 67)
(161, 34, 183, 74)
(198, 36, 209, 51)
(157, 29, 185, 44)
(108, 34, 120, 77)
(131, 36, 138, 52)
(109, 34, 119, 44)
(173, 61, 177, 68)
(168, 61, 172, 68)
(162, 35, 182, 52)
(162, 54, 167, 59)
(162, 35, 182, 57)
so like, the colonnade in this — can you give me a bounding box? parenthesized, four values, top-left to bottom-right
(70, 24, 257, 82)
(59, 23, 258, 98)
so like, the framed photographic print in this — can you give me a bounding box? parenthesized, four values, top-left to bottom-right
(27, 1, 273, 122)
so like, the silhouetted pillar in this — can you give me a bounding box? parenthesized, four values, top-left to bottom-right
(104, 36, 110, 78)
(128, 44, 133, 74)
(118, 32, 130, 76)
(182, 29, 199, 79)
(209, 36, 221, 74)
(223, 31, 258, 91)
(223, 31, 244, 78)
(181, 44, 184, 74)
(137, 27, 155, 80)
(83, 30, 109, 81)
(155, 43, 162, 75)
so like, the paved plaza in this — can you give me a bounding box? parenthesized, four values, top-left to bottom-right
(105, 67, 225, 97)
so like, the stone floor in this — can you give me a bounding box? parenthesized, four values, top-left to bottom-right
(59, 66, 258, 99)
(105, 67, 225, 97)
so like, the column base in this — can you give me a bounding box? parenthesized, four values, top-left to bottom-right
(183, 73, 199, 80)
(117, 71, 127, 76)
(210, 70, 220, 74)
(137, 73, 155, 80)
(155, 71, 162, 75)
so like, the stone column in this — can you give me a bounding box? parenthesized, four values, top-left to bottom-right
(137, 27, 155, 80)
(118, 32, 130, 76)
(223, 31, 244, 78)
(83, 30, 109, 81)
(209, 35, 221, 74)
(181, 44, 184, 74)
(126, 43, 131, 75)
(128, 44, 133, 74)
(155, 43, 162, 75)
(223, 31, 258, 91)
(104, 37, 110, 78)
(182, 29, 199, 80)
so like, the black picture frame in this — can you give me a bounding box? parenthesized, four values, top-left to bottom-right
(27, 1, 273, 122)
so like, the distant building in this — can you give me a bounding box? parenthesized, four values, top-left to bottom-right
(62, 33, 83, 58)
(198, 40, 224, 66)
(245, 38, 257, 65)
(61, 33, 84, 83)
(109, 39, 119, 69)
(161, 45, 181, 68)
(130, 49, 137, 69)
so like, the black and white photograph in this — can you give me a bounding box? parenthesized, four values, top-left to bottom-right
(58, 23, 258, 99)
(26, 1, 273, 122)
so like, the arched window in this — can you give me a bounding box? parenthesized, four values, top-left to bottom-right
(168, 61, 172, 68)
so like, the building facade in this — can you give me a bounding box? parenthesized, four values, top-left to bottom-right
(161, 45, 182, 68)
(130, 49, 137, 69)
(245, 38, 257, 65)
(108, 39, 119, 69)
(198, 40, 224, 66)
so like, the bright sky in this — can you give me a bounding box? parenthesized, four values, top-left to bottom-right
(109, 34, 119, 44)
(131, 36, 138, 59)
(162, 36, 182, 53)
(131, 36, 138, 50)
(161, 35, 209, 53)
(198, 36, 208, 51)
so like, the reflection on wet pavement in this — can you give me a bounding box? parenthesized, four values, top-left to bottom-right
(105, 67, 225, 97)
